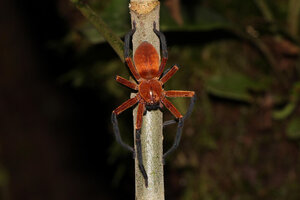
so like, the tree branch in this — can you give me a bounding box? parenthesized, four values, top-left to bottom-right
(129, 0, 165, 199)
(71, 0, 164, 198)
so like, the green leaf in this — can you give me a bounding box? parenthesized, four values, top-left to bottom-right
(204, 72, 269, 102)
(286, 118, 300, 139)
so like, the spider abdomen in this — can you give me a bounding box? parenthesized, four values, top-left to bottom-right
(112, 22, 196, 188)
(134, 42, 160, 80)
(139, 79, 163, 104)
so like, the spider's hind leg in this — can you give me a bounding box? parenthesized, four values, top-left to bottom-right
(124, 21, 136, 58)
(124, 21, 141, 82)
(153, 21, 167, 59)
(153, 21, 168, 77)
(135, 129, 148, 187)
(135, 103, 148, 187)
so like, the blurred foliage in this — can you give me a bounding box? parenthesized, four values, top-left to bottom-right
(286, 117, 300, 139)
(59, 0, 300, 199)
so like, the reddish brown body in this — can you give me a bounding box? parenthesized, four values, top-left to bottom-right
(111, 22, 196, 188)
(114, 41, 194, 129)
(139, 79, 162, 105)
(134, 42, 160, 79)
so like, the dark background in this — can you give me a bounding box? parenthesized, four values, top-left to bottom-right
(1, 0, 300, 199)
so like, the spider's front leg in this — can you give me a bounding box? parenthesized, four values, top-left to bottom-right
(135, 103, 148, 187)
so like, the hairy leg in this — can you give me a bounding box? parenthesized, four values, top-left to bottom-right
(115, 75, 138, 90)
(135, 103, 148, 187)
(161, 94, 197, 163)
(153, 21, 168, 77)
(112, 97, 139, 115)
(163, 118, 184, 163)
(165, 90, 195, 98)
(160, 65, 179, 84)
(161, 97, 182, 119)
(159, 66, 171, 79)
(124, 21, 141, 81)
(124, 21, 136, 58)
(111, 97, 139, 155)
(163, 93, 196, 127)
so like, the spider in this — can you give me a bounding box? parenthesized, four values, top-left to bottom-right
(111, 21, 196, 187)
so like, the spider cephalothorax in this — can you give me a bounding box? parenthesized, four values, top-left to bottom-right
(111, 21, 196, 187)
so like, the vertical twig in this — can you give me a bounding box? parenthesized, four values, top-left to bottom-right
(129, 0, 165, 199)
(71, 0, 164, 197)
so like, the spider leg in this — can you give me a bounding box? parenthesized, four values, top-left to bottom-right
(153, 21, 168, 77)
(163, 118, 184, 164)
(124, 21, 136, 58)
(115, 75, 138, 90)
(159, 67, 171, 79)
(111, 96, 139, 155)
(160, 65, 179, 84)
(165, 90, 195, 98)
(125, 58, 141, 82)
(160, 97, 187, 164)
(124, 21, 141, 82)
(161, 97, 183, 119)
(165, 91, 196, 118)
(135, 103, 148, 187)
(163, 92, 196, 127)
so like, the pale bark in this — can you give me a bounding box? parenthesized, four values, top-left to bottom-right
(130, 1, 165, 199)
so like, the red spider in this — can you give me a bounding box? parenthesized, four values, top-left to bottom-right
(111, 21, 196, 187)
